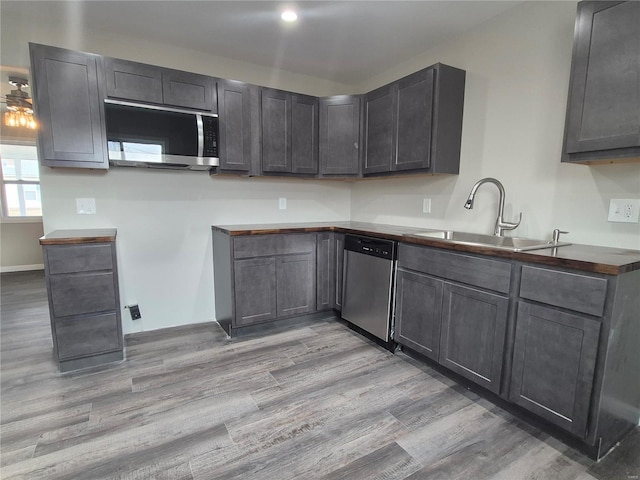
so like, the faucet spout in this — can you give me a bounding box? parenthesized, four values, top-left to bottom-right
(464, 178, 521, 236)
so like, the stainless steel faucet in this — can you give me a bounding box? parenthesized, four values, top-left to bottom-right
(464, 178, 522, 236)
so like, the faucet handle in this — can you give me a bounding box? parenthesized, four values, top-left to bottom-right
(552, 229, 569, 244)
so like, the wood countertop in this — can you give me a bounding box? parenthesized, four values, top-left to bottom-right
(39, 229, 117, 245)
(212, 222, 640, 275)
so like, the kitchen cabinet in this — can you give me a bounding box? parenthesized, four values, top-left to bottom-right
(333, 233, 345, 310)
(316, 232, 346, 311)
(562, 1, 640, 164)
(319, 95, 361, 176)
(363, 64, 465, 176)
(396, 243, 511, 393)
(29, 43, 108, 169)
(316, 232, 335, 311)
(510, 265, 606, 437)
(261, 88, 318, 175)
(216, 79, 260, 173)
(234, 257, 277, 326)
(212, 230, 317, 335)
(104, 57, 217, 111)
(439, 283, 508, 394)
(394, 269, 443, 362)
(510, 301, 600, 437)
(40, 230, 123, 372)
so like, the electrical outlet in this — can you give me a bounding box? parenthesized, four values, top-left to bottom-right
(126, 304, 141, 320)
(422, 198, 432, 214)
(279, 197, 287, 210)
(76, 198, 96, 215)
(608, 199, 640, 223)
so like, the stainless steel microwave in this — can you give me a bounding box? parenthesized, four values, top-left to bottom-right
(104, 99, 219, 171)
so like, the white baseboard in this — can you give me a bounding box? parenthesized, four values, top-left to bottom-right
(0, 264, 45, 273)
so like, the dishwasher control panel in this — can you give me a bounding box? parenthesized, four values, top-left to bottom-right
(344, 235, 397, 260)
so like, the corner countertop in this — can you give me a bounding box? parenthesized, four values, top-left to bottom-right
(212, 222, 640, 275)
(39, 228, 117, 246)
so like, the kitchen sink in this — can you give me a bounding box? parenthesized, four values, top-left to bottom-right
(410, 230, 571, 252)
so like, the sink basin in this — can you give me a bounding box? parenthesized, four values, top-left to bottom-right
(410, 230, 571, 252)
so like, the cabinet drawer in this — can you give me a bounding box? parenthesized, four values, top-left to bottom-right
(520, 266, 607, 317)
(46, 244, 113, 274)
(55, 312, 121, 360)
(50, 272, 116, 317)
(398, 243, 512, 294)
(233, 234, 316, 259)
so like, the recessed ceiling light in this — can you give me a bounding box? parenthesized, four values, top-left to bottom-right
(281, 9, 298, 22)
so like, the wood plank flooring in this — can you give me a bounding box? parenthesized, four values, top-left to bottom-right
(1, 270, 638, 480)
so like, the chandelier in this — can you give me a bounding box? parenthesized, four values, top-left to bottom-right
(4, 77, 37, 130)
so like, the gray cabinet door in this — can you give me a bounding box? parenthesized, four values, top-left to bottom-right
(162, 69, 216, 111)
(49, 272, 116, 318)
(217, 79, 254, 172)
(234, 257, 277, 326)
(395, 269, 443, 362)
(439, 283, 508, 394)
(276, 253, 316, 318)
(334, 233, 345, 310)
(319, 95, 361, 176)
(291, 94, 318, 175)
(55, 313, 121, 360)
(563, 1, 640, 162)
(509, 301, 600, 437)
(363, 84, 395, 174)
(29, 44, 107, 169)
(104, 57, 163, 104)
(394, 68, 434, 171)
(261, 88, 291, 173)
(316, 233, 335, 311)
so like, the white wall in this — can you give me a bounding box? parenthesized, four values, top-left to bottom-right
(0, 221, 44, 272)
(351, 1, 640, 250)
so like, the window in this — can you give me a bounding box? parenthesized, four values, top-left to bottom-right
(0, 144, 42, 218)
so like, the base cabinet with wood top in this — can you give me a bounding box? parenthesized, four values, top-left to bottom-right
(395, 240, 640, 460)
(40, 229, 123, 373)
(396, 243, 511, 394)
(212, 230, 317, 336)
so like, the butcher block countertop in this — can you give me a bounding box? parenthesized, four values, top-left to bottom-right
(212, 222, 640, 275)
(39, 229, 117, 246)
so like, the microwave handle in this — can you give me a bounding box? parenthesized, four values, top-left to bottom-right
(196, 114, 204, 157)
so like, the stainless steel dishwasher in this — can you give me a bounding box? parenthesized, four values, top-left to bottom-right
(341, 234, 397, 350)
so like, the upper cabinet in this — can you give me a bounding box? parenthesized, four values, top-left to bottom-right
(363, 64, 465, 176)
(562, 1, 640, 164)
(217, 79, 260, 174)
(29, 43, 108, 169)
(319, 95, 361, 177)
(260, 88, 318, 176)
(104, 57, 217, 112)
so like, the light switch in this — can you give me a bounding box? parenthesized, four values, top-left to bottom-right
(279, 197, 287, 210)
(423, 198, 432, 214)
(76, 198, 96, 215)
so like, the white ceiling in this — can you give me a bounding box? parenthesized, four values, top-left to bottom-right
(1, 1, 522, 86)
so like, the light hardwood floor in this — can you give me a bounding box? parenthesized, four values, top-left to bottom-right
(1, 271, 638, 480)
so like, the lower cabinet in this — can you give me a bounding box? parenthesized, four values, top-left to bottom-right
(276, 254, 315, 317)
(394, 269, 443, 362)
(509, 301, 600, 437)
(395, 243, 511, 393)
(234, 257, 277, 326)
(213, 231, 318, 334)
(439, 283, 508, 394)
(41, 232, 123, 373)
(316, 232, 346, 311)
